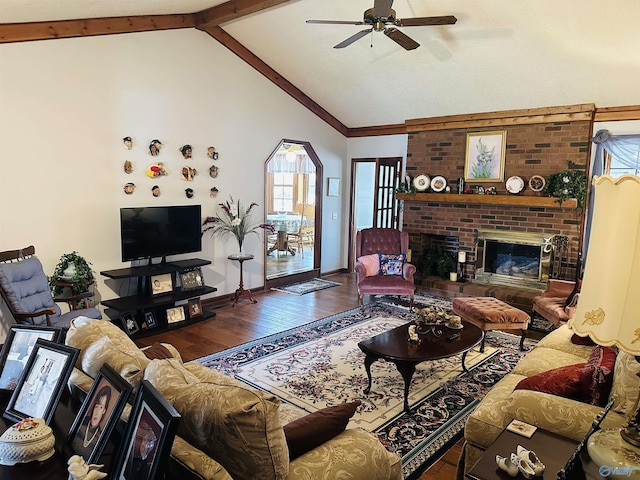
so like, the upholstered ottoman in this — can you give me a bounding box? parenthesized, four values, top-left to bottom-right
(452, 297, 530, 352)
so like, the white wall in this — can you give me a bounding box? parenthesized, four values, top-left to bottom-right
(0, 28, 401, 337)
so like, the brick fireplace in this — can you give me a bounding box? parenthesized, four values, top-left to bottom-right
(399, 105, 592, 299)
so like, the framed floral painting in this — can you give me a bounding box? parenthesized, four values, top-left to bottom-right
(464, 131, 507, 182)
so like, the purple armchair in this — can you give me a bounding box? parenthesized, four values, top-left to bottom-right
(355, 228, 416, 309)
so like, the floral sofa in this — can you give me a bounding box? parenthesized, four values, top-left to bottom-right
(456, 323, 640, 478)
(65, 317, 401, 480)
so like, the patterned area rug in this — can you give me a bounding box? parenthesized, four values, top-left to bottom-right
(196, 299, 533, 479)
(270, 278, 341, 295)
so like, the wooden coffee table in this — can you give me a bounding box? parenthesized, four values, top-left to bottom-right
(358, 320, 483, 412)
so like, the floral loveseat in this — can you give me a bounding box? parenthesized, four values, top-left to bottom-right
(65, 317, 401, 480)
(456, 323, 640, 478)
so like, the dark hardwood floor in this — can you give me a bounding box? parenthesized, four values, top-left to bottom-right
(134, 272, 462, 480)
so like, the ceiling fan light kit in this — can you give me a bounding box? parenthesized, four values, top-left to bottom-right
(307, 0, 457, 50)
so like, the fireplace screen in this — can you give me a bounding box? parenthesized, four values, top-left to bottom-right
(484, 241, 541, 280)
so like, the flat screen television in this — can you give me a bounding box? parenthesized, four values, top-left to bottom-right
(120, 205, 202, 262)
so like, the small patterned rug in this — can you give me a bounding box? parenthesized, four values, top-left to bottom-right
(196, 299, 534, 479)
(271, 278, 341, 295)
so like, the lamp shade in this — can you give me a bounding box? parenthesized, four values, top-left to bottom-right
(570, 174, 640, 355)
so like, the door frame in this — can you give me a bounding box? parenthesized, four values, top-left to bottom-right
(264, 139, 323, 289)
(348, 156, 402, 272)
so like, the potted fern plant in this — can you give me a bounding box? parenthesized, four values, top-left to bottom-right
(49, 251, 95, 306)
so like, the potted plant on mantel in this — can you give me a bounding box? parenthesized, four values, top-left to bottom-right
(544, 168, 588, 207)
(49, 251, 95, 307)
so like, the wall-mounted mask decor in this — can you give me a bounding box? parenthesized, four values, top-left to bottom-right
(124, 183, 135, 195)
(209, 165, 219, 178)
(182, 166, 197, 181)
(210, 187, 219, 197)
(152, 185, 160, 197)
(185, 188, 194, 199)
(123, 160, 133, 174)
(180, 144, 193, 159)
(207, 146, 219, 160)
(146, 162, 168, 178)
(123, 136, 133, 150)
(148, 139, 162, 156)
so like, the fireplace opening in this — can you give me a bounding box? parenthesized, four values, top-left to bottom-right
(474, 229, 554, 289)
(484, 241, 541, 281)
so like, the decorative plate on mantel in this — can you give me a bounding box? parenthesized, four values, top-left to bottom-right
(413, 174, 430, 192)
(528, 175, 546, 192)
(430, 176, 447, 192)
(506, 176, 525, 194)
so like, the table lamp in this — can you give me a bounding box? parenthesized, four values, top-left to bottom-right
(570, 175, 640, 473)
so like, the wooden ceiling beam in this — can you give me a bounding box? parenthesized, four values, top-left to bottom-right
(201, 25, 349, 136)
(195, 0, 296, 28)
(0, 15, 195, 44)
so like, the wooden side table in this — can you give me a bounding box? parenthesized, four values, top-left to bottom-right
(228, 253, 257, 307)
(466, 427, 578, 480)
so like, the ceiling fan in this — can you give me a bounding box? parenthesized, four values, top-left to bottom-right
(306, 0, 457, 50)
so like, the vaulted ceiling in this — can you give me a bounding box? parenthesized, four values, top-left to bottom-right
(2, 0, 639, 134)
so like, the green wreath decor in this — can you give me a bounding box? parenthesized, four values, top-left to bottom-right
(49, 251, 95, 297)
(543, 169, 587, 207)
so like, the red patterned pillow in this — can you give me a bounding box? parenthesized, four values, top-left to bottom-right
(584, 345, 617, 406)
(514, 363, 593, 402)
(571, 334, 595, 346)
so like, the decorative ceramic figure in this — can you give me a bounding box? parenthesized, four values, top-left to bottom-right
(181, 166, 197, 181)
(152, 185, 160, 197)
(124, 183, 135, 195)
(207, 146, 219, 160)
(123, 160, 133, 174)
(210, 187, 219, 197)
(0, 418, 55, 465)
(180, 144, 193, 159)
(148, 139, 162, 156)
(122, 136, 133, 150)
(185, 188, 194, 199)
(209, 165, 219, 178)
(146, 162, 167, 178)
(67, 455, 107, 480)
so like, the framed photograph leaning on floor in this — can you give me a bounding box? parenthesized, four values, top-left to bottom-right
(67, 364, 132, 463)
(113, 380, 180, 480)
(0, 324, 62, 392)
(4, 339, 79, 424)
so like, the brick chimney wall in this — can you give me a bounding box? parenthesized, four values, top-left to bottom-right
(402, 120, 591, 281)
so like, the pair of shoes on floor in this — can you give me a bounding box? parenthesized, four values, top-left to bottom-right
(496, 445, 545, 478)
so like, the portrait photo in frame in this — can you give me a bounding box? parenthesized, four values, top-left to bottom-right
(327, 177, 340, 197)
(166, 306, 185, 324)
(120, 312, 140, 336)
(67, 364, 132, 464)
(464, 130, 507, 182)
(113, 380, 180, 480)
(144, 311, 157, 329)
(150, 273, 173, 296)
(187, 298, 202, 319)
(0, 325, 62, 392)
(4, 339, 79, 424)
(180, 268, 203, 291)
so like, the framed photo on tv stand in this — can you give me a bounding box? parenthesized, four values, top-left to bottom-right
(180, 268, 203, 291)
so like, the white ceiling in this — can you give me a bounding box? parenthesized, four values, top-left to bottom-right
(2, 0, 639, 129)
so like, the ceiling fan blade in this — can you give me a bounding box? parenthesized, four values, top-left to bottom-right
(372, 0, 394, 18)
(334, 28, 373, 49)
(384, 27, 419, 50)
(306, 19, 365, 25)
(396, 15, 457, 27)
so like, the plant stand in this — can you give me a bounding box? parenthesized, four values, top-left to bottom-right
(228, 253, 257, 307)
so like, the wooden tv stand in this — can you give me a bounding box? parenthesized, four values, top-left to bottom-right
(100, 258, 217, 338)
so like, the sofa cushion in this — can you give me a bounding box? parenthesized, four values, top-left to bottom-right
(379, 253, 405, 276)
(514, 363, 592, 401)
(357, 254, 380, 277)
(66, 317, 150, 388)
(584, 345, 617, 407)
(283, 400, 361, 460)
(609, 350, 640, 417)
(144, 359, 289, 480)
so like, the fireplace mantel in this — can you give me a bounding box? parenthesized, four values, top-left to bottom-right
(396, 192, 578, 209)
